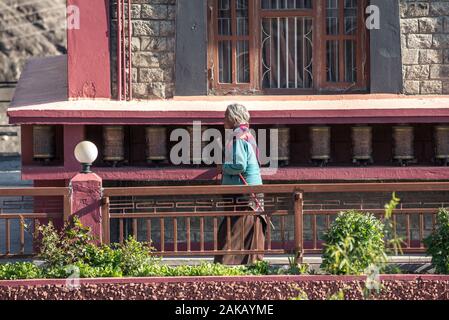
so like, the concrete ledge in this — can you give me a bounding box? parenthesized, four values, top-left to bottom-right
(1, 274, 449, 300)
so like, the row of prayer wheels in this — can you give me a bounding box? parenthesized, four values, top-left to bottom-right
(309, 126, 376, 166)
(31, 125, 449, 166)
(101, 125, 291, 166)
(102, 126, 169, 164)
(309, 125, 449, 166)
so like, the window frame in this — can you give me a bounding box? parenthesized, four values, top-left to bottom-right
(207, 0, 259, 94)
(317, 0, 369, 92)
(207, 0, 369, 95)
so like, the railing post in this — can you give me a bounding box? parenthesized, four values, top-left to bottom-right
(101, 196, 110, 245)
(294, 190, 304, 265)
(63, 193, 72, 222)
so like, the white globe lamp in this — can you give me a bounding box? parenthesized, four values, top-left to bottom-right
(74, 141, 98, 173)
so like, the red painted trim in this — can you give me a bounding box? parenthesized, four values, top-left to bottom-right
(20, 166, 449, 182)
(0, 274, 448, 288)
(170, 94, 442, 101)
(67, 0, 111, 99)
(9, 108, 449, 125)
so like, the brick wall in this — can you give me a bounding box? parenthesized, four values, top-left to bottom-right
(400, 0, 449, 94)
(110, 0, 176, 99)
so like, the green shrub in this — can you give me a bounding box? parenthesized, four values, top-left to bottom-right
(73, 262, 123, 278)
(0, 262, 42, 280)
(136, 262, 248, 277)
(113, 237, 157, 276)
(38, 216, 96, 268)
(246, 260, 270, 275)
(85, 243, 121, 269)
(424, 208, 449, 274)
(321, 210, 387, 275)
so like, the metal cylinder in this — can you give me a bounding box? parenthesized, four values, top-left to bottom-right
(145, 126, 168, 162)
(352, 126, 372, 162)
(276, 127, 290, 164)
(33, 125, 55, 160)
(310, 126, 331, 162)
(103, 125, 125, 162)
(187, 125, 208, 164)
(393, 125, 414, 162)
(435, 125, 449, 160)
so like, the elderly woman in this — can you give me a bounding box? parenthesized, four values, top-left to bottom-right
(215, 104, 266, 265)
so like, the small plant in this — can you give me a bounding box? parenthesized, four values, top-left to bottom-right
(0, 262, 42, 280)
(247, 260, 270, 275)
(424, 208, 449, 274)
(38, 216, 97, 268)
(383, 193, 404, 255)
(321, 210, 387, 275)
(280, 256, 311, 275)
(137, 262, 248, 277)
(114, 237, 157, 276)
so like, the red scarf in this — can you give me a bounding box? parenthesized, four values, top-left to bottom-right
(226, 124, 260, 164)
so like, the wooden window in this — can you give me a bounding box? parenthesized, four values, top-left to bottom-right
(207, 0, 368, 94)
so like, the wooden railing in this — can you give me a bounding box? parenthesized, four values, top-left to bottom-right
(103, 182, 449, 262)
(1, 182, 449, 260)
(0, 187, 70, 258)
(103, 184, 302, 259)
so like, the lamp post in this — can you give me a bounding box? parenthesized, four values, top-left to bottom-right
(70, 141, 103, 242)
(74, 141, 98, 173)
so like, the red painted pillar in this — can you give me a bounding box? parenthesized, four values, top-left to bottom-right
(67, 0, 111, 99)
(69, 173, 103, 242)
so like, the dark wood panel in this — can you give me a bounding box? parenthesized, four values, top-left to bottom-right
(175, 0, 208, 96)
(369, 0, 403, 93)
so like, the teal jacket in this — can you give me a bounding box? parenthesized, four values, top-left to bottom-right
(222, 138, 263, 186)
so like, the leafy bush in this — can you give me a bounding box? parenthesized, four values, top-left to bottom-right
(113, 237, 157, 277)
(246, 261, 270, 275)
(38, 217, 97, 268)
(0, 262, 42, 280)
(37, 217, 141, 276)
(425, 208, 449, 274)
(321, 210, 387, 275)
(136, 262, 249, 277)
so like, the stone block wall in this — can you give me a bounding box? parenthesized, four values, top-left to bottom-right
(110, 0, 176, 100)
(400, 0, 449, 94)
(0, 88, 20, 156)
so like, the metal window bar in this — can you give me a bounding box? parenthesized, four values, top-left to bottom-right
(262, 16, 313, 89)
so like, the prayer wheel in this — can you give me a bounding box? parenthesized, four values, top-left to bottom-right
(434, 125, 449, 166)
(393, 125, 414, 166)
(276, 127, 290, 166)
(310, 126, 331, 166)
(187, 125, 208, 164)
(103, 125, 125, 164)
(145, 126, 168, 163)
(352, 126, 373, 165)
(33, 125, 55, 161)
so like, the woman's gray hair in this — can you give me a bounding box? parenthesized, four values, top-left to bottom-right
(225, 103, 250, 127)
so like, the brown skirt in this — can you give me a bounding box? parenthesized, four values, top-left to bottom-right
(214, 200, 267, 265)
